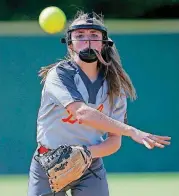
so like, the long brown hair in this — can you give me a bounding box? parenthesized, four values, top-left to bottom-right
(39, 11, 137, 107)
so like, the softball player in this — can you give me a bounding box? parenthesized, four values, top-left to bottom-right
(28, 11, 171, 196)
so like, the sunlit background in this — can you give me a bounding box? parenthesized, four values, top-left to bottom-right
(0, 0, 179, 196)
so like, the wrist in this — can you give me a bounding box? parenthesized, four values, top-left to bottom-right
(87, 146, 95, 158)
(127, 126, 139, 138)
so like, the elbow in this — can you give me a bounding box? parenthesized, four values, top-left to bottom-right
(117, 142, 122, 151)
(107, 142, 121, 157)
(113, 142, 122, 153)
(109, 136, 122, 154)
(66, 102, 93, 124)
(75, 106, 93, 123)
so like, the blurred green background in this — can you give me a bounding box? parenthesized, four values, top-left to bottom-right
(0, 173, 179, 196)
(0, 0, 179, 196)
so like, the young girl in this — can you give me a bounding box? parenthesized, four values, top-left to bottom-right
(28, 11, 171, 196)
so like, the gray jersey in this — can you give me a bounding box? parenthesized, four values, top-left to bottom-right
(37, 61, 127, 149)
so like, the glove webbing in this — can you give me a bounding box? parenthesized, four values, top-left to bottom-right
(44, 167, 101, 196)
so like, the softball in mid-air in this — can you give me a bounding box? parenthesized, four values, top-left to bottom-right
(39, 6, 66, 34)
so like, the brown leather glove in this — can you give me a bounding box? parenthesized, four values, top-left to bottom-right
(35, 145, 92, 193)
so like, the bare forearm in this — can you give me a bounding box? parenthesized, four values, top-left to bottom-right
(88, 136, 121, 158)
(76, 107, 136, 137)
(67, 102, 171, 149)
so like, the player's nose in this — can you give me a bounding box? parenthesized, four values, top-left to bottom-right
(84, 39, 93, 47)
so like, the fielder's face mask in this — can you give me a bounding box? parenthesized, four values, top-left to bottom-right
(61, 13, 113, 63)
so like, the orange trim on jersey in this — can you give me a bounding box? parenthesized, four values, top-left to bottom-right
(97, 104, 103, 112)
(62, 113, 78, 124)
(62, 104, 104, 124)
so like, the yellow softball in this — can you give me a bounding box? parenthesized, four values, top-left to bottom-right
(39, 6, 66, 34)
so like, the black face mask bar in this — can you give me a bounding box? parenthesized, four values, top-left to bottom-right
(61, 38, 113, 47)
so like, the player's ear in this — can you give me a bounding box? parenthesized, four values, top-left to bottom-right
(68, 44, 74, 57)
(68, 44, 73, 50)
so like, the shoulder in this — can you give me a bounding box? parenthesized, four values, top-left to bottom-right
(113, 89, 127, 109)
(46, 60, 78, 82)
(110, 89, 127, 121)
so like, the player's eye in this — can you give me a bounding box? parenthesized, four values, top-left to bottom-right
(91, 34, 98, 37)
(75, 34, 85, 39)
(90, 34, 100, 40)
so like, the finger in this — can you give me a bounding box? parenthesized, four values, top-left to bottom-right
(149, 135, 171, 145)
(158, 140, 170, 145)
(153, 142, 165, 148)
(145, 137, 165, 148)
(152, 135, 171, 140)
(142, 139, 154, 149)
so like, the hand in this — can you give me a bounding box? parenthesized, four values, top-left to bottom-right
(130, 129, 171, 149)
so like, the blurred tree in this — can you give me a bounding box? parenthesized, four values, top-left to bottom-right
(0, 0, 86, 20)
(140, 2, 179, 18)
(87, 0, 179, 18)
(0, 0, 179, 20)
(0, 0, 10, 20)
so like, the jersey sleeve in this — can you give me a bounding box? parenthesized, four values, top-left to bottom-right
(110, 95, 128, 123)
(44, 64, 84, 107)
